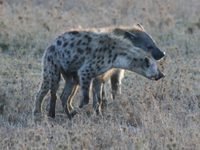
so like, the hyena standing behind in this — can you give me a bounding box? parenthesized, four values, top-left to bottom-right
(34, 25, 165, 119)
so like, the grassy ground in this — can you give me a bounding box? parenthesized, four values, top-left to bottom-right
(0, 0, 200, 149)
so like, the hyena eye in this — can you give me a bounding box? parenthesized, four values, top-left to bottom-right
(144, 57, 151, 68)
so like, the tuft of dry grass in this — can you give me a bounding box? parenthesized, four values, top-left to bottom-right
(0, 0, 200, 149)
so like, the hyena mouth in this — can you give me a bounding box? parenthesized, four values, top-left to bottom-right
(155, 71, 165, 81)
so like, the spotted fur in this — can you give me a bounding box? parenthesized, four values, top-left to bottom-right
(34, 25, 165, 119)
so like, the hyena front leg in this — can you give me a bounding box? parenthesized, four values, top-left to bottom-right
(99, 70, 124, 111)
(78, 64, 110, 109)
(78, 78, 92, 108)
(78, 66, 94, 108)
(34, 67, 50, 115)
(110, 70, 124, 100)
(92, 78, 104, 115)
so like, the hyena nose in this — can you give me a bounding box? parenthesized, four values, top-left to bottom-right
(156, 51, 165, 60)
(155, 70, 165, 81)
(160, 51, 165, 59)
(152, 48, 165, 60)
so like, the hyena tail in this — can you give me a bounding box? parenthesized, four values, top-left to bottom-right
(34, 46, 61, 117)
(34, 64, 50, 115)
(46, 54, 61, 118)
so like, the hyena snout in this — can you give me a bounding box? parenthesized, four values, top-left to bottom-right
(151, 48, 165, 60)
(154, 69, 165, 81)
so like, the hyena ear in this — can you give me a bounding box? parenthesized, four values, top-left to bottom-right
(124, 30, 138, 41)
(137, 24, 145, 31)
(144, 57, 151, 68)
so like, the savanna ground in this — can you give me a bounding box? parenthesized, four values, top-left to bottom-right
(0, 0, 200, 149)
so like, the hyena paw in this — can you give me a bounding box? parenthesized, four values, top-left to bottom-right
(68, 110, 79, 119)
(48, 112, 55, 118)
(101, 98, 108, 110)
(79, 100, 89, 108)
(95, 109, 103, 116)
(79, 101, 84, 108)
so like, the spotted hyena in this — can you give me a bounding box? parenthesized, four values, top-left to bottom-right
(63, 24, 165, 116)
(34, 24, 165, 119)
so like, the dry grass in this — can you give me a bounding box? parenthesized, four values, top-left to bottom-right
(0, 0, 200, 149)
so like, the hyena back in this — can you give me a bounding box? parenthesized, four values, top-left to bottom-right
(34, 25, 165, 119)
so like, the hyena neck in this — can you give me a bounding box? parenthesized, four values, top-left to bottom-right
(112, 54, 132, 70)
(111, 46, 145, 71)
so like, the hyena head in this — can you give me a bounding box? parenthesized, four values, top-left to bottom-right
(136, 53, 165, 81)
(124, 47, 165, 81)
(115, 24, 165, 60)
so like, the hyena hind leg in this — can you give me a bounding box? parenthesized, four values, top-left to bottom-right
(61, 72, 79, 111)
(48, 73, 61, 118)
(34, 79, 50, 116)
(67, 85, 79, 110)
(92, 78, 104, 115)
(48, 91, 59, 118)
(60, 79, 79, 119)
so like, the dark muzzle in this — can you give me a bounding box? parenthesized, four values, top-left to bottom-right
(155, 69, 165, 81)
(152, 48, 165, 60)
